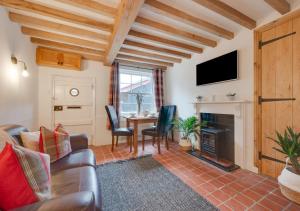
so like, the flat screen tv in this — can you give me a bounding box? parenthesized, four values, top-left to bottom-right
(196, 50, 238, 86)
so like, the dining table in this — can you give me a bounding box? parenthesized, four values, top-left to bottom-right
(125, 116, 158, 155)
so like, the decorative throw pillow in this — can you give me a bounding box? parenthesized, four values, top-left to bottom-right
(39, 125, 72, 163)
(20, 131, 40, 152)
(0, 144, 51, 210)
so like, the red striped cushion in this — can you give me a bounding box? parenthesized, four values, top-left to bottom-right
(13, 144, 51, 200)
(39, 126, 72, 163)
(0, 144, 51, 210)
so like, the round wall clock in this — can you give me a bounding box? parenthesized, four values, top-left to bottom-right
(69, 88, 79, 97)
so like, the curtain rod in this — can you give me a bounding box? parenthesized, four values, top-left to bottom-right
(120, 64, 155, 71)
(119, 64, 166, 72)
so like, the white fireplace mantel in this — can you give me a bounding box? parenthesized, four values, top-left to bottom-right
(191, 100, 250, 105)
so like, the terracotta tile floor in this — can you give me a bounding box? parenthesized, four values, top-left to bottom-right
(90, 141, 300, 211)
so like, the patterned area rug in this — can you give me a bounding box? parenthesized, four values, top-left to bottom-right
(96, 156, 218, 211)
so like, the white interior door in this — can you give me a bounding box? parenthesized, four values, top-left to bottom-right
(52, 76, 95, 145)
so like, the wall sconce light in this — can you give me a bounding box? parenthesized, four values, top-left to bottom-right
(11, 55, 29, 77)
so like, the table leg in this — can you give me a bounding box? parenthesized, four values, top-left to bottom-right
(133, 121, 138, 156)
(126, 119, 130, 146)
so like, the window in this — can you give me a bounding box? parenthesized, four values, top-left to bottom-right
(119, 66, 156, 114)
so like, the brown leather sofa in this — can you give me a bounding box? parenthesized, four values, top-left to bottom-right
(1, 125, 101, 211)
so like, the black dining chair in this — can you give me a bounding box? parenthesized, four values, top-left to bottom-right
(105, 105, 133, 152)
(141, 105, 176, 154)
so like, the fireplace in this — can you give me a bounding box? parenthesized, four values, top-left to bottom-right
(201, 128, 226, 160)
(189, 113, 239, 171)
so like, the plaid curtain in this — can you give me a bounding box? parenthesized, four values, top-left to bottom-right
(107, 62, 120, 129)
(153, 68, 164, 112)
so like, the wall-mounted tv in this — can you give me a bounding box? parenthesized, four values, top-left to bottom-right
(196, 50, 238, 86)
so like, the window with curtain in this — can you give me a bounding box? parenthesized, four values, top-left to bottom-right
(119, 66, 156, 114)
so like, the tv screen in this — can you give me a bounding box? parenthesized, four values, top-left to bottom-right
(196, 50, 238, 86)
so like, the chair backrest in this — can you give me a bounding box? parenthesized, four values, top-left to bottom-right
(105, 105, 119, 131)
(156, 105, 177, 135)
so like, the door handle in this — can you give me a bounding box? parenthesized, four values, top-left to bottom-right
(258, 96, 296, 104)
(67, 106, 81, 109)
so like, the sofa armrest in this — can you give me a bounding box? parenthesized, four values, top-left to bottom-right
(70, 134, 88, 151)
(12, 191, 95, 211)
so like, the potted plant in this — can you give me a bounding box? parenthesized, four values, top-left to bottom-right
(268, 127, 300, 204)
(173, 116, 202, 151)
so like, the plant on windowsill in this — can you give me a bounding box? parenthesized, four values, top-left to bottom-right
(173, 116, 205, 151)
(268, 127, 300, 204)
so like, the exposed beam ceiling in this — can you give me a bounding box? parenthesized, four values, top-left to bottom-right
(144, 0, 234, 40)
(0, 0, 113, 32)
(119, 47, 181, 63)
(1, 0, 268, 66)
(117, 54, 173, 66)
(57, 0, 118, 18)
(116, 59, 167, 70)
(128, 30, 203, 53)
(264, 0, 290, 15)
(105, 0, 145, 65)
(135, 16, 217, 47)
(31, 38, 104, 56)
(9, 12, 109, 42)
(192, 0, 256, 29)
(123, 40, 192, 59)
(22, 27, 107, 50)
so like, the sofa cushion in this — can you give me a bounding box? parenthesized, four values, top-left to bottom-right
(0, 144, 38, 210)
(12, 191, 96, 211)
(39, 126, 72, 163)
(51, 149, 95, 174)
(51, 166, 101, 211)
(20, 131, 40, 152)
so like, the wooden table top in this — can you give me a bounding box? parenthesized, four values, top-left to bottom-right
(124, 116, 157, 120)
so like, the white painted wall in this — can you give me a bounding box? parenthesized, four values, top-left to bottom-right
(165, 7, 300, 172)
(38, 61, 112, 146)
(0, 8, 38, 130)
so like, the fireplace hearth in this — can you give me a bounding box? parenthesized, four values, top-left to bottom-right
(189, 113, 239, 172)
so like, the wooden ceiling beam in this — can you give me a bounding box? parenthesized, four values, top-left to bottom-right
(9, 12, 109, 42)
(57, 0, 118, 18)
(128, 30, 203, 53)
(145, 0, 234, 40)
(31, 37, 104, 55)
(123, 40, 191, 58)
(264, 0, 290, 15)
(119, 47, 181, 63)
(192, 0, 256, 29)
(105, 0, 145, 65)
(22, 27, 107, 50)
(135, 16, 217, 47)
(117, 54, 173, 67)
(0, 0, 113, 32)
(116, 59, 167, 70)
(81, 54, 104, 61)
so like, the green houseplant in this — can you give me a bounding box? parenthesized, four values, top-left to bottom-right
(173, 116, 202, 151)
(268, 127, 300, 203)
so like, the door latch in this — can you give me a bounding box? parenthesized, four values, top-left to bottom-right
(54, 106, 63, 111)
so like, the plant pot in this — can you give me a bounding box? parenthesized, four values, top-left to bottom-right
(278, 159, 300, 204)
(179, 138, 192, 151)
